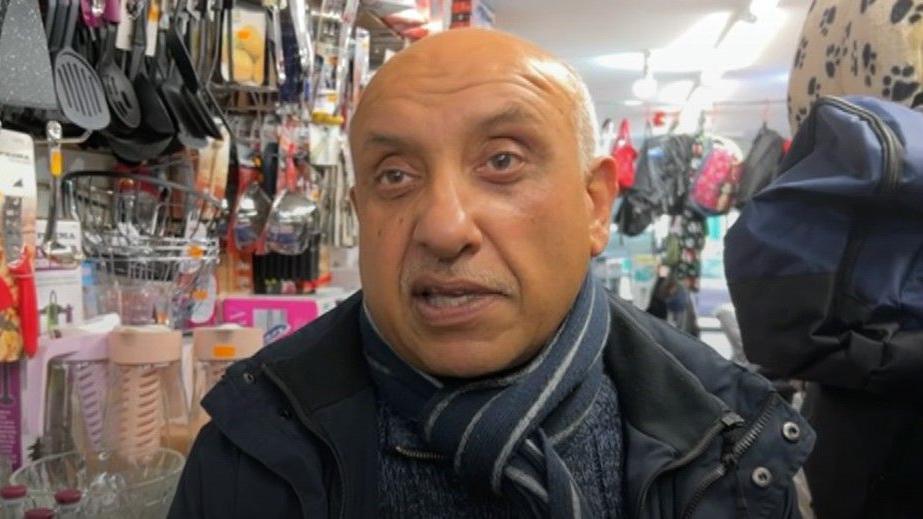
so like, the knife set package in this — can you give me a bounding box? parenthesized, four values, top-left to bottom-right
(0, 129, 39, 362)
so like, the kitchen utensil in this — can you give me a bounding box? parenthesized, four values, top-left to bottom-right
(11, 448, 183, 517)
(263, 0, 285, 84)
(289, 0, 312, 75)
(2, 195, 24, 262)
(106, 326, 188, 463)
(104, 131, 173, 163)
(132, 57, 175, 137)
(80, 0, 104, 27)
(265, 148, 316, 255)
(45, 0, 59, 39)
(41, 123, 79, 268)
(97, 24, 141, 134)
(8, 246, 38, 358)
(165, 25, 222, 138)
(32, 334, 109, 457)
(51, 0, 110, 130)
(189, 326, 262, 440)
(102, 0, 120, 22)
(152, 27, 208, 148)
(232, 171, 272, 252)
(0, 0, 59, 110)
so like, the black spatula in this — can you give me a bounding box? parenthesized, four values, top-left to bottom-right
(52, 0, 110, 130)
(98, 24, 140, 134)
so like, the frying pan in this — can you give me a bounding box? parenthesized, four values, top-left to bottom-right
(51, 0, 110, 130)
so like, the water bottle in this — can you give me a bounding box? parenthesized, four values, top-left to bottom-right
(53, 490, 81, 519)
(0, 485, 30, 519)
(22, 509, 54, 519)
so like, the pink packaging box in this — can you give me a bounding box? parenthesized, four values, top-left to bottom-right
(220, 296, 325, 344)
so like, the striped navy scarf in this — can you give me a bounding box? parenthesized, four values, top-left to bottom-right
(361, 274, 611, 518)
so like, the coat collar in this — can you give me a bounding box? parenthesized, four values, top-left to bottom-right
(256, 291, 734, 517)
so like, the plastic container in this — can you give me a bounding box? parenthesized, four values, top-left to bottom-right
(0, 485, 31, 519)
(52, 489, 80, 519)
(190, 326, 263, 444)
(105, 327, 188, 465)
(23, 509, 54, 519)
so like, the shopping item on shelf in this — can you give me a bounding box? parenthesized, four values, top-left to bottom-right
(189, 326, 263, 438)
(735, 124, 786, 208)
(221, 291, 342, 344)
(0, 0, 59, 112)
(688, 135, 743, 216)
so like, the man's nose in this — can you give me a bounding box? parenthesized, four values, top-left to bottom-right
(412, 173, 482, 260)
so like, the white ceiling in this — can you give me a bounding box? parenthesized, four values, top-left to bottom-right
(490, 0, 812, 141)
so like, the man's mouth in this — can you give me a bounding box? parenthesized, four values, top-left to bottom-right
(410, 278, 506, 324)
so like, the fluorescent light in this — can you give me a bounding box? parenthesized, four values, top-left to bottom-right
(623, 99, 643, 107)
(749, 0, 779, 19)
(592, 12, 732, 73)
(593, 52, 644, 71)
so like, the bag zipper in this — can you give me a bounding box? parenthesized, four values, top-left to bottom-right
(818, 97, 902, 195)
(818, 97, 903, 315)
(263, 363, 347, 519)
(634, 412, 744, 519)
(680, 396, 779, 519)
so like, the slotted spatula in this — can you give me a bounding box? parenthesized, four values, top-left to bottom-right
(52, 0, 110, 130)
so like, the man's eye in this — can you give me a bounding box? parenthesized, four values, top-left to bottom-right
(377, 169, 410, 185)
(487, 153, 522, 171)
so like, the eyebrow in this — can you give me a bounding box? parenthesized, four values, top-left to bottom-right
(360, 103, 544, 153)
(474, 103, 545, 133)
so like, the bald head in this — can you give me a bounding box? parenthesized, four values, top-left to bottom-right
(351, 28, 599, 169)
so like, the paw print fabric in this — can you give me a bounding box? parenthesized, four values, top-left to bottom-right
(788, 0, 923, 133)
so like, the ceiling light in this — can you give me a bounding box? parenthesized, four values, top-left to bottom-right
(748, 0, 780, 19)
(623, 99, 643, 107)
(631, 50, 658, 100)
(658, 80, 695, 105)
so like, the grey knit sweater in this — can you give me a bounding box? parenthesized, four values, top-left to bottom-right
(375, 375, 625, 518)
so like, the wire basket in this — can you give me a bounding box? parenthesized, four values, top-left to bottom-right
(62, 168, 223, 327)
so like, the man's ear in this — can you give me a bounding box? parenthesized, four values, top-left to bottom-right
(586, 156, 619, 257)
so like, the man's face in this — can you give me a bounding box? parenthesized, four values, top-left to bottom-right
(350, 31, 617, 378)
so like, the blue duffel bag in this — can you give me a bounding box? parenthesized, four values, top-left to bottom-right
(725, 95, 923, 396)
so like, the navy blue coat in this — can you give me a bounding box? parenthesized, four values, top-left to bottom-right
(168, 291, 814, 518)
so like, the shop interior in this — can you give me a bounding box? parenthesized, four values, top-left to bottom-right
(0, 0, 920, 516)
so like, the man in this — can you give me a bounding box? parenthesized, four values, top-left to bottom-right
(169, 28, 813, 518)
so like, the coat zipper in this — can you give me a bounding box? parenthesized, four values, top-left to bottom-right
(680, 396, 779, 519)
(394, 445, 448, 462)
(818, 98, 902, 307)
(634, 412, 744, 519)
(262, 364, 347, 519)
